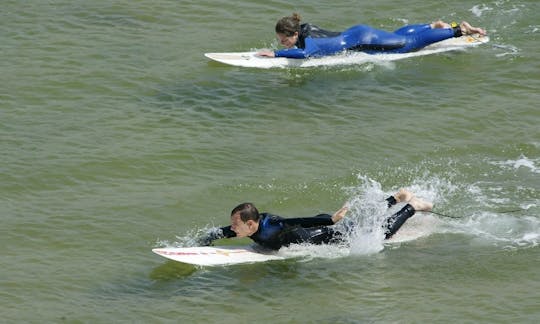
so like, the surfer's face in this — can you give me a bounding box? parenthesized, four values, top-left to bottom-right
(277, 32, 298, 48)
(230, 213, 258, 237)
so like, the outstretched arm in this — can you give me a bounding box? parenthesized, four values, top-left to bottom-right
(197, 226, 236, 246)
(281, 205, 349, 228)
(257, 48, 309, 59)
(274, 48, 309, 58)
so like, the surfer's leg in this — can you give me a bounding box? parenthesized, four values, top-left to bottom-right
(384, 196, 433, 239)
(343, 24, 406, 52)
(395, 27, 455, 53)
(391, 20, 487, 53)
(393, 24, 432, 35)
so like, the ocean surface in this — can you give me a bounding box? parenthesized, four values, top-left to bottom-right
(1, 0, 539, 322)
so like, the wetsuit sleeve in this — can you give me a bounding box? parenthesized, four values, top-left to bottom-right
(274, 37, 333, 58)
(197, 226, 236, 246)
(281, 214, 334, 227)
(274, 48, 309, 59)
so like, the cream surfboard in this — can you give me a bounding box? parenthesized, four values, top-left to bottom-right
(152, 246, 285, 266)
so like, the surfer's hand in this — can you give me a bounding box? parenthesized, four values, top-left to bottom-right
(256, 50, 275, 57)
(196, 235, 213, 246)
(331, 205, 349, 223)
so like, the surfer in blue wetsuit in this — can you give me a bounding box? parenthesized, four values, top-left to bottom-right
(257, 13, 487, 58)
(198, 189, 433, 250)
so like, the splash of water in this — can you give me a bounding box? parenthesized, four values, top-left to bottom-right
(342, 176, 388, 255)
(154, 225, 221, 248)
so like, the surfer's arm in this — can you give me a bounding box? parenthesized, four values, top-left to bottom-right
(256, 48, 309, 58)
(274, 48, 309, 59)
(282, 215, 335, 227)
(282, 205, 349, 227)
(197, 226, 236, 246)
(273, 38, 327, 58)
(257, 50, 276, 57)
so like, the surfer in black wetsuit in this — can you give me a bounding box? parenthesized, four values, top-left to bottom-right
(198, 189, 433, 250)
(257, 13, 487, 58)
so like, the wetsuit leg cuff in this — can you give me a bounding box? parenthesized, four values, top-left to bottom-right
(386, 196, 397, 207)
(453, 26, 463, 37)
(384, 204, 416, 239)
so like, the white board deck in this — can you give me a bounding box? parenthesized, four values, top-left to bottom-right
(205, 35, 489, 69)
(385, 214, 439, 244)
(152, 246, 285, 266)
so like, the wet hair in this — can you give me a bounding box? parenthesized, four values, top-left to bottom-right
(275, 13, 302, 36)
(230, 203, 260, 222)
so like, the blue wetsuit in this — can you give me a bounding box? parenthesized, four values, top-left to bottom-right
(274, 23, 458, 58)
(200, 198, 416, 250)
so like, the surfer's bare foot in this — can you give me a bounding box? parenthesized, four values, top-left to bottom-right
(460, 21, 487, 36)
(394, 188, 414, 203)
(409, 197, 433, 212)
(331, 205, 349, 223)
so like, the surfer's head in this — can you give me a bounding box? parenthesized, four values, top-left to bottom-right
(230, 203, 260, 237)
(275, 13, 301, 48)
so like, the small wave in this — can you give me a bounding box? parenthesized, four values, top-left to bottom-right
(491, 43, 521, 58)
(470, 4, 493, 17)
(452, 212, 540, 249)
(489, 155, 540, 173)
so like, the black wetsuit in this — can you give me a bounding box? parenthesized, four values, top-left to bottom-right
(200, 197, 416, 250)
(295, 23, 342, 49)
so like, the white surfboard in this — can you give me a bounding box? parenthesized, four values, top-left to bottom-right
(152, 246, 285, 266)
(205, 34, 489, 69)
(384, 214, 439, 244)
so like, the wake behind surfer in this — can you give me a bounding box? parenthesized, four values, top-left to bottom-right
(257, 13, 487, 58)
(198, 189, 433, 250)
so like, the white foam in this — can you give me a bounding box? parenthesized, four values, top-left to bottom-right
(278, 243, 349, 262)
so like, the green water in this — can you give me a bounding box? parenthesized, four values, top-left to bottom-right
(1, 0, 539, 322)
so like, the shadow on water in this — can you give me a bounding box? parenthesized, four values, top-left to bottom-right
(143, 62, 389, 116)
(148, 256, 302, 282)
(149, 260, 198, 280)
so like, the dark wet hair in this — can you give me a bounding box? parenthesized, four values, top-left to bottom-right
(275, 13, 302, 36)
(230, 202, 260, 222)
